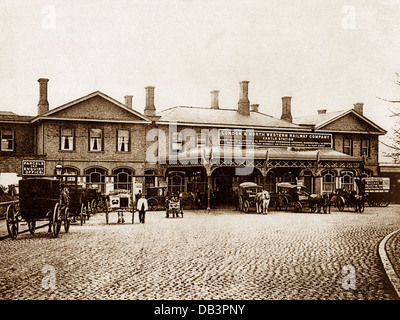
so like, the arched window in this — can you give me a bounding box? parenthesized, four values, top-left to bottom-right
(85, 167, 106, 192)
(60, 167, 78, 185)
(322, 170, 336, 193)
(167, 171, 185, 195)
(340, 171, 354, 192)
(113, 168, 133, 191)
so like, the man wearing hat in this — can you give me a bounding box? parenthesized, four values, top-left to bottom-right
(136, 193, 148, 223)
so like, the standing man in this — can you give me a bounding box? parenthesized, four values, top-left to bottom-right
(137, 193, 148, 224)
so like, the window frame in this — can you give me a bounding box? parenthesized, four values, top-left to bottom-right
(0, 130, 15, 152)
(116, 129, 130, 152)
(343, 137, 353, 156)
(60, 127, 75, 151)
(89, 128, 103, 152)
(361, 138, 371, 157)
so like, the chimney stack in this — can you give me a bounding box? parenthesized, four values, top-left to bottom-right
(251, 104, 259, 112)
(38, 78, 49, 115)
(144, 86, 156, 117)
(281, 96, 292, 122)
(318, 109, 327, 114)
(238, 81, 250, 116)
(124, 95, 133, 109)
(211, 90, 219, 109)
(353, 102, 363, 115)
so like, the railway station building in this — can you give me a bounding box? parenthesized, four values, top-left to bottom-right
(0, 78, 388, 208)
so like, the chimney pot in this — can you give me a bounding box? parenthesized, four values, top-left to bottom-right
(318, 109, 327, 114)
(37, 78, 49, 115)
(251, 104, 259, 112)
(124, 95, 133, 109)
(354, 102, 364, 115)
(281, 96, 292, 123)
(238, 81, 250, 116)
(211, 90, 219, 109)
(144, 86, 156, 117)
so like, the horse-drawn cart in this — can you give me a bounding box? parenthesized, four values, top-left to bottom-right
(106, 189, 134, 224)
(238, 182, 263, 213)
(6, 178, 70, 239)
(165, 195, 183, 218)
(68, 185, 87, 225)
(275, 182, 329, 213)
(363, 177, 391, 207)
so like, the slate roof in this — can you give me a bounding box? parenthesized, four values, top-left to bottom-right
(0, 111, 33, 123)
(157, 106, 301, 129)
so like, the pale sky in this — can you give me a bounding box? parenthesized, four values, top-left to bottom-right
(1, 0, 400, 157)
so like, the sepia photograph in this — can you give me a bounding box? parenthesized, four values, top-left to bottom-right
(1, 0, 400, 311)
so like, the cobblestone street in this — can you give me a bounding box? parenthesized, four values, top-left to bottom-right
(1, 206, 400, 300)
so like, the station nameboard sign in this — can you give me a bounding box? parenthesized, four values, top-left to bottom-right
(22, 160, 45, 176)
(219, 129, 332, 148)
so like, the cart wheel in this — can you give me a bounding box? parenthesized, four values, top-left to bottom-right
(6, 205, 19, 240)
(63, 207, 70, 233)
(310, 203, 317, 213)
(80, 204, 84, 226)
(91, 200, 97, 214)
(52, 203, 62, 238)
(148, 199, 158, 211)
(283, 197, 289, 211)
(106, 210, 109, 224)
(244, 201, 250, 213)
(294, 201, 302, 213)
(337, 198, 345, 211)
(28, 221, 36, 235)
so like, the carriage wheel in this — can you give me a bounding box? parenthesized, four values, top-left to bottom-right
(63, 207, 70, 233)
(91, 200, 97, 214)
(282, 197, 289, 211)
(52, 203, 62, 238)
(6, 205, 19, 240)
(80, 204, 85, 226)
(243, 201, 250, 213)
(294, 201, 302, 213)
(337, 198, 345, 211)
(28, 221, 36, 235)
(310, 203, 317, 213)
(148, 199, 158, 211)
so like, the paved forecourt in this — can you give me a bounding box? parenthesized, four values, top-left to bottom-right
(1, 205, 400, 300)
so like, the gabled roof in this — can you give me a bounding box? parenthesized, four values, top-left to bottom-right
(156, 106, 301, 130)
(0, 111, 33, 123)
(294, 109, 387, 134)
(31, 91, 151, 123)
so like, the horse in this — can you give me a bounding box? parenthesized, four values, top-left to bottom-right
(309, 193, 330, 214)
(255, 190, 271, 214)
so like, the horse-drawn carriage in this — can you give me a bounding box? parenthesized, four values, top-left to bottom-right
(165, 194, 183, 218)
(106, 189, 134, 224)
(68, 185, 88, 225)
(237, 182, 271, 214)
(5, 178, 70, 239)
(85, 188, 107, 217)
(146, 186, 167, 211)
(363, 177, 390, 207)
(275, 182, 329, 213)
